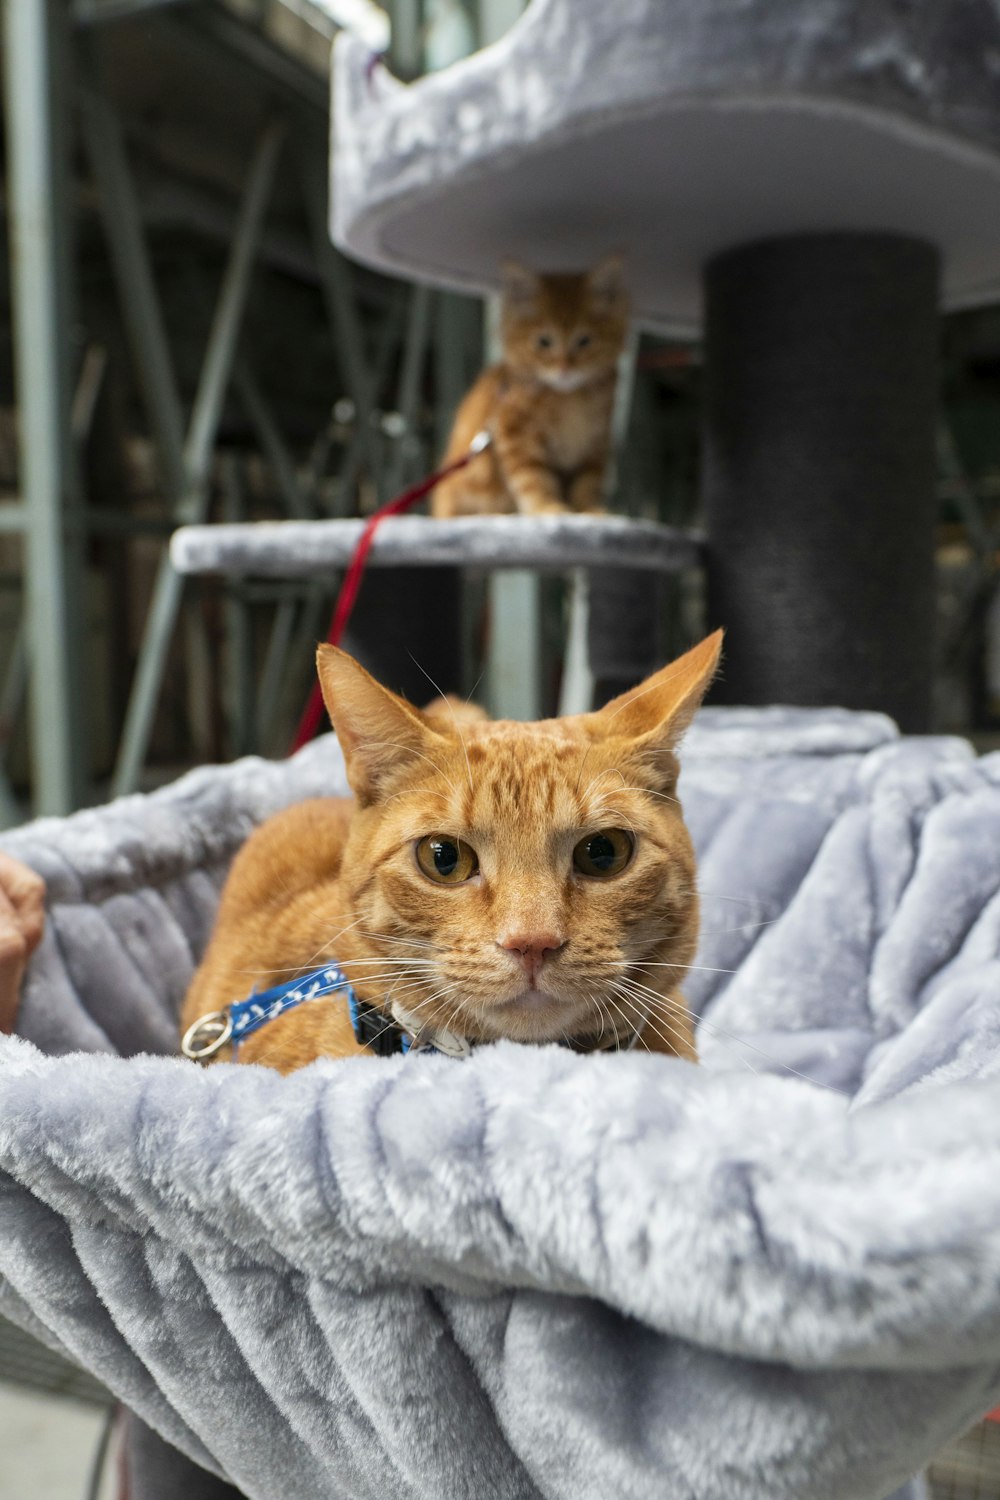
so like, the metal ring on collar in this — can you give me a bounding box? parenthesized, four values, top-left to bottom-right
(181, 1009, 234, 1062)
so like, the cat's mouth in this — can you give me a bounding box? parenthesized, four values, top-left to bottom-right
(475, 983, 594, 1043)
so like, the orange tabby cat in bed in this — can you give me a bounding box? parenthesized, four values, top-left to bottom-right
(431, 255, 628, 518)
(180, 631, 721, 1074)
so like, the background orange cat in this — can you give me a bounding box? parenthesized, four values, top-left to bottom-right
(181, 632, 721, 1075)
(431, 255, 628, 517)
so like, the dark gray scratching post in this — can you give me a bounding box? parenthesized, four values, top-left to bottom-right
(343, 567, 463, 704)
(588, 570, 666, 707)
(703, 234, 939, 731)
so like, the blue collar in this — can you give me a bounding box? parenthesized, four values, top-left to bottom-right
(230, 965, 354, 1051)
(181, 963, 414, 1062)
(181, 963, 639, 1063)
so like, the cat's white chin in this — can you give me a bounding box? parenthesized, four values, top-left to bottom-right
(484, 987, 590, 1043)
(539, 370, 593, 393)
(502, 987, 554, 1012)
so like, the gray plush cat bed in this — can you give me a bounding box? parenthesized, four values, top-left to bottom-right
(1, 709, 1000, 1500)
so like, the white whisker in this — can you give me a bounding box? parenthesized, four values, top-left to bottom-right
(355, 929, 439, 951)
(619, 976, 849, 1096)
(697, 890, 771, 907)
(407, 650, 476, 797)
(362, 738, 461, 794)
(609, 985, 686, 1058)
(697, 918, 780, 937)
(635, 960, 742, 976)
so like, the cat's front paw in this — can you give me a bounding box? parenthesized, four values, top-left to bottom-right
(567, 472, 607, 513)
(516, 496, 570, 517)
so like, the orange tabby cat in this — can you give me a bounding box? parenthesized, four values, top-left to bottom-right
(431, 255, 628, 518)
(180, 630, 722, 1075)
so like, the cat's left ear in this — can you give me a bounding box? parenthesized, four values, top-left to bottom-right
(587, 253, 627, 308)
(501, 259, 540, 307)
(594, 630, 723, 752)
(316, 645, 438, 805)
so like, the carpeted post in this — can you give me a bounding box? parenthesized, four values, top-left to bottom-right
(587, 568, 667, 707)
(703, 233, 939, 731)
(342, 566, 463, 704)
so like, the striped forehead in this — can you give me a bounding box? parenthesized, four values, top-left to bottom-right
(459, 731, 582, 826)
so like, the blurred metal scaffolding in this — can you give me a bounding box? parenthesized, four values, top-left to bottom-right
(0, 0, 490, 818)
(6, 0, 992, 823)
(2, 0, 87, 816)
(0, 0, 712, 820)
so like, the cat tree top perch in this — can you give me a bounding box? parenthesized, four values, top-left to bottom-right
(332, 0, 1000, 734)
(332, 0, 1000, 332)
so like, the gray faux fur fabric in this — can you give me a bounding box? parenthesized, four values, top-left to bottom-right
(1, 711, 999, 1500)
(331, 0, 1000, 328)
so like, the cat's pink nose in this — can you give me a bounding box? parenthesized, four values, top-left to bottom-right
(498, 931, 566, 984)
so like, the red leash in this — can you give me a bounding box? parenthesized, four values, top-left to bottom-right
(290, 431, 490, 752)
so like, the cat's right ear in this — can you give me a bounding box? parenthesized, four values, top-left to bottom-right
(593, 630, 724, 750)
(316, 646, 434, 805)
(587, 253, 626, 309)
(501, 259, 540, 308)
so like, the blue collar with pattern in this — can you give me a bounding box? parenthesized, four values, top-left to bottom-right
(181, 963, 428, 1062)
(180, 962, 640, 1063)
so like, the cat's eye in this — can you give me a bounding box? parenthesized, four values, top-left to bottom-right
(536, 332, 554, 350)
(573, 332, 592, 350)
(572, 829, 634, 879)
(415, 835, 479, 885)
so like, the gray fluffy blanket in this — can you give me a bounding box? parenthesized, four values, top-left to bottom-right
(2, 709, 1000, 1499)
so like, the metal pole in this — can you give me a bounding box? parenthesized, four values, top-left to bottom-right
(0, 624, 28, 828)
(558, 572, 591, 716)
(389, 0, 422, 77)
(234, 367, 323, 752)
(183, 122, 286, 496)
(78, 55, 187, 498)
(235, 366, 313, 519)
(477, 0, 524, 45)
(110, 120, 285, 797)
(481, 275, 542, 719)
(222, 456, 255, 756)
(3, 0, 88, 814)
(383, 283, 433, 500)
(332, 287, 408, 514)
(298, 144, 380, 482)
(256, 599, 300, 752)
(262, 582, 329, 757)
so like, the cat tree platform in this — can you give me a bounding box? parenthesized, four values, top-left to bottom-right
(171, 513, 702, 714)
(331, 0, 1000, 731)
(170, 514, 701, 578)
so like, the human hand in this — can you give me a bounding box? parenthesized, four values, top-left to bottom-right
(0, 851, 45, 1036)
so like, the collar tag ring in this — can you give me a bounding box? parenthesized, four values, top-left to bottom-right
(181, 1010, 234, 1062)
